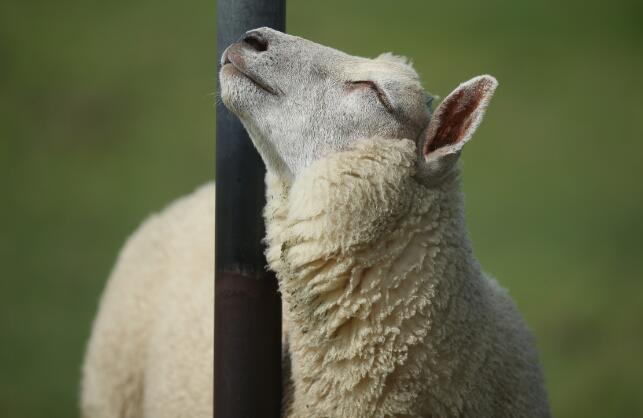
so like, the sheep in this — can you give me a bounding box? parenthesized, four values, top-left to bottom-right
(81, 27, 550, 417)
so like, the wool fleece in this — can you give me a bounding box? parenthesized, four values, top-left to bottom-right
(81, 184, 215, 418)
(81, 139, 550, 417)
(265, 137, 549, 418)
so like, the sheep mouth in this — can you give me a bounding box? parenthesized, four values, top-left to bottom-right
(222, 55, 279, 96)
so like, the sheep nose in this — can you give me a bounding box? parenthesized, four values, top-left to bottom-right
(240, 31, 268, 52)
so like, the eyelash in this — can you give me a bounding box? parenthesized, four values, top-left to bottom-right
(347, 80, 394, 112)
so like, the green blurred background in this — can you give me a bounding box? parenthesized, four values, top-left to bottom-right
(1, 0, 642, 416)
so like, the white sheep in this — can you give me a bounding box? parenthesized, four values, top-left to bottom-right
(81, 27, 550, 417)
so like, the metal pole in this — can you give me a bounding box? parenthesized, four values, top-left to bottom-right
(215, 1, 285, 418)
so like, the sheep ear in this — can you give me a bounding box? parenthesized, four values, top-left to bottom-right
(417, 75, 497, 177)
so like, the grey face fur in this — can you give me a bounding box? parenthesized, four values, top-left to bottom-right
(219, 27, 497, 182)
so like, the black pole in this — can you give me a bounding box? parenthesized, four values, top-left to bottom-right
(215, 1, 284, 418)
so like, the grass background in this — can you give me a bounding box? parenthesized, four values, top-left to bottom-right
(1, 0, 642, 416)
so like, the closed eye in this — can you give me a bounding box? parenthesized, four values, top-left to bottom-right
(346, 80, 395, 113)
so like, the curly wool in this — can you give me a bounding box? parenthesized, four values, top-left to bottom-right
(81, 137, 549, 418)
(265, 137, 549, 418)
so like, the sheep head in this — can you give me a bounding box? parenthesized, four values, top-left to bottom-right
(219, 27, 497, 184)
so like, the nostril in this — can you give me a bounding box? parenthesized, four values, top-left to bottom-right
(241, 32, 268, 52)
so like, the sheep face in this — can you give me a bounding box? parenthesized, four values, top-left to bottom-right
(219, 27, 429, 180)
(220, 27, 497, 184)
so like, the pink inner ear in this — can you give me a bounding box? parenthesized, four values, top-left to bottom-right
(424, 84, 484, 156)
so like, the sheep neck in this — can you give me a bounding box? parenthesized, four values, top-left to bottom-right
(264, 138, 485, 417)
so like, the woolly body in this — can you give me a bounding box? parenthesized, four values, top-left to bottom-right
(81, 138, 549, 418)
(81, 184, 215, 418)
